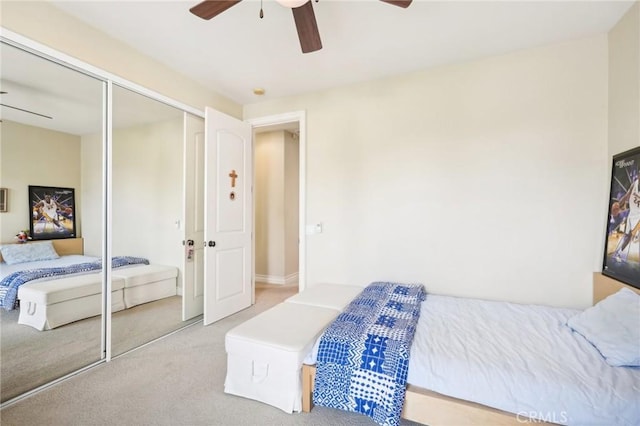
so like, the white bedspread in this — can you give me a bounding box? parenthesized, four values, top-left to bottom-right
(407, 294, 640, 425)
(0, 255, 99, 280)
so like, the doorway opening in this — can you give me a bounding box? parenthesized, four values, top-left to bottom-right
(249, 111, 307, 299)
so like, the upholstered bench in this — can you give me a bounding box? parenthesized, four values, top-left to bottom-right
(18, 274, 126, 331)
(224, 302, 340, 413)
(224, 283, 366, 413)
(112, 264, 178, 308)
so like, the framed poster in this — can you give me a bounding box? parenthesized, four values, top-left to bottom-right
(28, 185, 77, 240)
(602, 146, 640, 289)
(0, 188, 7, 212)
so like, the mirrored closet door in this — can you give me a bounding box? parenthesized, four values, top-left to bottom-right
(0, 42, 105, 403)
(110, 85, 201, 357)
(0, 38, 204, 404)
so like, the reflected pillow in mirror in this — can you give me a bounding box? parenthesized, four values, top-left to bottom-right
(567, 288, 640, 367)
(0, 241, 60, 265)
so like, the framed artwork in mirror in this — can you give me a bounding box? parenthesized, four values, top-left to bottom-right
(28, 185, 77, 240)
(0, 188, 7, 212)
(602, 146, 640, 289)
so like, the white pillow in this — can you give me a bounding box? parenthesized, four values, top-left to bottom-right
(0, 241, 60, 265)
(567, 288, 640, 367)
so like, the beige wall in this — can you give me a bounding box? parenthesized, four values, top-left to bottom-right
(609, 1, 640, 158)
(111, 118, 184, 268)
(255, 130, 299, 284)
(0, 121, 81, 243)
(255, 131, 284, 280)
(245, 35, 609, 308)
(79, 133, 102, 256)
(1, 1, 241, 118)
(284, 131, 300, 278)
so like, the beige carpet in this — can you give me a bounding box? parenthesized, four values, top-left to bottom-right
(0, 284, 422, 426)
(1, 296, 199, 402)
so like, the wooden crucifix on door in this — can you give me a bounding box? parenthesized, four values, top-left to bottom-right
(229, 169, 238, 188)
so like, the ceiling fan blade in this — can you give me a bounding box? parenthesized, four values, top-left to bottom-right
(380, 0, 412, 8)
(1, 103, 53, 119)
(190, 0, 242, 20)
(292, 1, 322, 54)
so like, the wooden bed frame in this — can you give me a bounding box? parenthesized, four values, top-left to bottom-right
(301, 273, 640, 426)
(0, 238, 84, 263)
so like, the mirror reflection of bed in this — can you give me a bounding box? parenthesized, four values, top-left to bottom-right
(0, 43, 202, 404)
(0, 238, 182, 401)
(0, 237, 184, 401)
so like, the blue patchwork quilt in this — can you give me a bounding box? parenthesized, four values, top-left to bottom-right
(313, 281, 426, 426)
(0, 256, 149, 310)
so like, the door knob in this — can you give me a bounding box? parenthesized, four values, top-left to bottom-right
(208, 241, 216, 247)
(187, 239, 194, 246)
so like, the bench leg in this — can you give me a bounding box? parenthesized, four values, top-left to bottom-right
(302, 364, 316, 413)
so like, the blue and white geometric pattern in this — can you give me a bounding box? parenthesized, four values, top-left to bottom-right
(313, 281, 426, 426)
(0, 256, 149, 310)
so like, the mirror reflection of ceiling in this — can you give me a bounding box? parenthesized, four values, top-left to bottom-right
(0, 43, 183, 136)
(0, 43, 103, 135)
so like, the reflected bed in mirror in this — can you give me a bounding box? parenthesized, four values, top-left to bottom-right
(0, 239, 177, 331)
(0, 238, 183, 402)
(0, 239, 103, 402)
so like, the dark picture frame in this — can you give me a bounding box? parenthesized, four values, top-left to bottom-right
(0, 188, 7, 213)
(602, 146, 640, 289)
(28, 185, 77, 240)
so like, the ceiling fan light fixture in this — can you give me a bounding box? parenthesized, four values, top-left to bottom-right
(190, 0, 407, 55)
(276, 0, 308, 9)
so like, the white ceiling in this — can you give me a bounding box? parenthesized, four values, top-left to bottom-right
(49, 0, 634, 105)
(0, 1, 634, 135)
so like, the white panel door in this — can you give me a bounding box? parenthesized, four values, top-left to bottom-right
(203, 107, 252, 325)
(182, 113, 205, 320)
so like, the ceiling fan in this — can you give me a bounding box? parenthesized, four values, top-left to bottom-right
(190, 0, 412, 54)
(0, 91, 53, 121)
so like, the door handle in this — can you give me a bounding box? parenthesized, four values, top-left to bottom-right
(187, 239, 194, 246)
(208, 241, 216, 247)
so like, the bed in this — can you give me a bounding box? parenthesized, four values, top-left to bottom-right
(301, 275, 640, 426)
(0, 238, 179, 331)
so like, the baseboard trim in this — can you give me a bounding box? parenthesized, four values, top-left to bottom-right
(255, 272, 299, 286)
